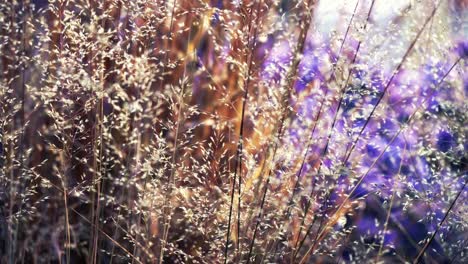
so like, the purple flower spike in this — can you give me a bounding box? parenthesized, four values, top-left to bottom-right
(437, 130, 457, 153)
(455, 41, 468, 59)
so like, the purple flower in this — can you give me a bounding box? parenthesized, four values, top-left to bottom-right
(437, 130, 456, 153)
(455, 41, 468, 59)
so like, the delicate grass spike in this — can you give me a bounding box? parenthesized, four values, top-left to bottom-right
(413, 176, 468, 264)
(224, 1, 264, 262)
(0, 0, 465, 263)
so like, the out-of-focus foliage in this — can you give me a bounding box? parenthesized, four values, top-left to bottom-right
(0, 0, 466, 263)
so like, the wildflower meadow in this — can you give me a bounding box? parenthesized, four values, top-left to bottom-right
(0, 0, 466, 263)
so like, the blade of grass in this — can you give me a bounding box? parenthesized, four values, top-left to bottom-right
(245, 0, 315, 261)
(224, 1, 263, 262)
(298, 54, 460, 264)
(292, 0, 376, 256)
(341, 0, 443, 165)
(413, 176, 467, 264)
